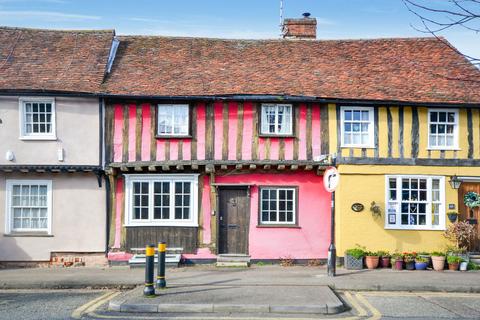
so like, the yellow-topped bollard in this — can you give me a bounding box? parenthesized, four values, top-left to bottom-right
(143, 244, 155, 297)
(156, 241, 167, 289)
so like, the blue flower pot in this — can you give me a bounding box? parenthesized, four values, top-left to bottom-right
(415, 262, 428, 270)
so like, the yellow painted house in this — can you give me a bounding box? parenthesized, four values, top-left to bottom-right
(329, 104, 480, 254)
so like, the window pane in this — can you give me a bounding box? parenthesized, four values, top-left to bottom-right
(430, 112, 437, 122)
(361, 111, 369, 121)
(353, 110, 361, 121)
(439, 112, 446, 122)
(344, 110, 352, 121)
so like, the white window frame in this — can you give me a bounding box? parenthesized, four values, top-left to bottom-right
(260, 104, 293, 136)
(384, 175, 445, 231)
(5, 179, 53, 235)
(259, 187, 297, 225)
(18, 97, 57, 140)
(125, 174, 199, 227)
(427, 109, 459, 150)
(340, 106, 375, 148)
(157, 104, 190, 137)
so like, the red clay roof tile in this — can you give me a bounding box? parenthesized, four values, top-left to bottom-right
(104, 36, 480, 104)
(0, 27, 114, 93)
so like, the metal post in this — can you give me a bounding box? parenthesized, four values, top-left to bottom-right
(143, 244, 155, 297)
(327, 156, 337, 277)
(327, 190, 336, 277)
(156, 242, 166, 289)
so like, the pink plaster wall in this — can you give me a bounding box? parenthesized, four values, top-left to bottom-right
(198, 172, 330, 259)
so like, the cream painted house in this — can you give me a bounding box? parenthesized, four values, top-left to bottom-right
(0, 27, 116, 265)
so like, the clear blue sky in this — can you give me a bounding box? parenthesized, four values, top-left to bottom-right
(0, 0, 479, 59)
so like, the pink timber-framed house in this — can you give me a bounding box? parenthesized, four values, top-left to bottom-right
(104, 16, 333, 264)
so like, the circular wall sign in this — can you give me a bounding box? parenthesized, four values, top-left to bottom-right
(351, 203, 364, 212)
(323, 166, 339, 192)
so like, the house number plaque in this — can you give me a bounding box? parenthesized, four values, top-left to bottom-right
(351, 203, 364, 212)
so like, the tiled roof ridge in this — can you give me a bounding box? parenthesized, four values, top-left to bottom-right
(0, 25, 115, 34)
(116, 34, 441, 43)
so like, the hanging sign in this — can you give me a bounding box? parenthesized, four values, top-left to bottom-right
(323, 166, 339, 193)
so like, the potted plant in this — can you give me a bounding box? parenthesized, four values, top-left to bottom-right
(417, 251, 432, 269)
(444, 221, 476, 253)
(344, 247, 365, 270)
(415, 256, 428, 270)
(431, 251, 446, 271)
(403, 252, 417, 270)
(377, 250, 391, 268)
(391, 252, 404, 270)
(447, 255, 463, 271)
(447, 212, 459, 223)
(365, 251, 380, 269)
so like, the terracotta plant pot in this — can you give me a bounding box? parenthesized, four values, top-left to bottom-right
(365, 256, 379, 269)
(431, 256, 445, 271)
(393, 260, 404, 270)
(380, 257, 391, 268)
(405, 261, 415, 270)
(448, 262, 459, 271)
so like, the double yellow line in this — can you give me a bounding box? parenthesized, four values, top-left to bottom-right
(72, 289, 383, 320)
(71, 290, 121, 319)
(343, 291, 382, 319)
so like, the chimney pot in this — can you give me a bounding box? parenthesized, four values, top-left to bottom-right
(282, 13, 317, 40)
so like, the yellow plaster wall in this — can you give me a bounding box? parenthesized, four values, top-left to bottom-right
(335, 165, 478, 255)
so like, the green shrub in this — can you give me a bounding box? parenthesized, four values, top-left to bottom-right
(467, 262, 480, 270)
(345, 248, 365, 259)
(447, 255, 463, 264)
(377, 250, 390, 257)
(415, 256, 429, 263)
(431, 251, 445, 257)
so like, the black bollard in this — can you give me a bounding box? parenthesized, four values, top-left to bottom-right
(156, 242, 167, 288)
(143, 244, 155, 297)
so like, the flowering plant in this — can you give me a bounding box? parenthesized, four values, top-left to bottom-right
(403, 252, 417, 262)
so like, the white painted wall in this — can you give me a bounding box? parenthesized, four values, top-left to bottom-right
(0, 173, 106, 261)
(0, 96, 100, 166)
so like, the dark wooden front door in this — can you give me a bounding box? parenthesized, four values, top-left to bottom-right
(458, 183, 480, 251)
(218, 187, 249, 254)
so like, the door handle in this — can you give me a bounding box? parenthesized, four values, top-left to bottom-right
(227, 224, 239, 228)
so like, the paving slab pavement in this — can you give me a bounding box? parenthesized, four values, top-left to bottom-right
(0, 265, 479, 292)
(108, 285, 345, 315)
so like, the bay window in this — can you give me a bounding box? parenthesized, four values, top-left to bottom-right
(125, 174, 198, 227)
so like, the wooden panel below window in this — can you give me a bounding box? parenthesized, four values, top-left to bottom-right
(125, 226, 198, 253)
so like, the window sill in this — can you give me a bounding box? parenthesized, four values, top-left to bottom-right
(4, 232, 53, 237)
(257, 224, 300, 229)
(384, 226, 445, 231)
(258, 134, 295, 138)
(341, 145, 376, 149)
(155, 135, 192, 139)
(426, 147, 461, 151)
(19, 136, 57, 141)
(125, 223, 199, 228)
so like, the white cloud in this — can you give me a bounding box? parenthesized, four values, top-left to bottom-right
(0, 10, 100, 21)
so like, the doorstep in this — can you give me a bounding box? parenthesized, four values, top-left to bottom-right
(109, 285, 345, 315)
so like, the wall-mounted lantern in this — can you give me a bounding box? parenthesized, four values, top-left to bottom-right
(449, 175, 462, 189)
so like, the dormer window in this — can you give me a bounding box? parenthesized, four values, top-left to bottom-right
(19, 98, 56, 140)
(260, 104, 293, 136)
(157, 104, 190, 137)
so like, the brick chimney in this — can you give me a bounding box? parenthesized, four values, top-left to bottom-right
(282, 12, 317, 40)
